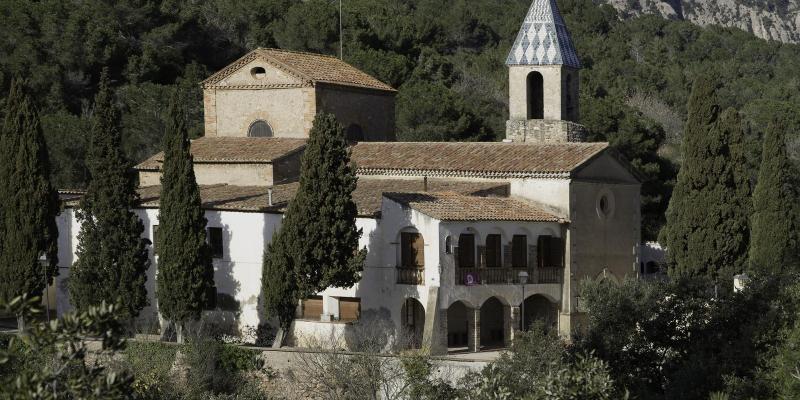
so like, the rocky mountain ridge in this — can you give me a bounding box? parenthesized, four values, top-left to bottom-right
(600, 0, 800, 43)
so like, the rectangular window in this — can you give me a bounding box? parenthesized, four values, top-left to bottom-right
(400, 232, 424, 267)
(512, 235, 528, 268)
(485, 234, 502, 268)
(338, 297, 360, 322)
(301, 296, 323, 320)
(538, 235, 563, 268)
(208, 227, 223, 259)
(458, 234, 475, 268)
(152, 225, 159, 255)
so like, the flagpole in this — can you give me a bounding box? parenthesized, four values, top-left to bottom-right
(339, 0, 343, 59)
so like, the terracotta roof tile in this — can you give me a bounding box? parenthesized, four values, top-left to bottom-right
(127, 178, 509, 218)
(384, 192, 561, 222)
(351, 142, 609, 177)
(203, 48, 395, 92)
(136, 137, 307, 170)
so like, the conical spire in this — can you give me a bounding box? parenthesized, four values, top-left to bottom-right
(506, 0, 581, 68)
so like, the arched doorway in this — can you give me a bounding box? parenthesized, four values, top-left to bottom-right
(480, 297, 505, 348)
(521, 295, 558, 331)
(447, 301, 469, 349)
(401, 298, 425, 349)
(526, 71, 544, 119)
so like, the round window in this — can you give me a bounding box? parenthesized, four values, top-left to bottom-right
(250, 66, 266, 79)
(248, 120, 273, 137)
(596, 190, 615, 220)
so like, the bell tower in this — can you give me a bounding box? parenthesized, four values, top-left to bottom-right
(506, 0, 586, 143)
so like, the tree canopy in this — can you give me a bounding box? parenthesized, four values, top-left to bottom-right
(69, 69, 150, 319)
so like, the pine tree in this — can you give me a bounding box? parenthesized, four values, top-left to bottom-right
(262, 113, 366, 329)
(0, 78, 59, 330)
(68, 69, 150, 320)
(749, 119, 800, 273)
(156, 92, 215, 342)
(660, 75, 752, 284)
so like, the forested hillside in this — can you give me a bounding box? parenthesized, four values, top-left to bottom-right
(1, 0, 799, 239)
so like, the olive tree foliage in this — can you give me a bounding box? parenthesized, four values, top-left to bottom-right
(0, 295, 137, 400)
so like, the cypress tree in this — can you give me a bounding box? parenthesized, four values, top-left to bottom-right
(0, 78, 59, 330)
(156, 93, 215, 343)
(262, 113, 366, 329)
(749, 120, 800, 273)
(660, 75, 751, 284)
(68, 69, 150, 320)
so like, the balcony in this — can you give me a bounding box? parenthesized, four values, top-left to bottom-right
(396, 266, 425, 285)
(455, 267, 562, 286)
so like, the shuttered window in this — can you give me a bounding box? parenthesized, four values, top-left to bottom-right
(512, 235, 528, 268)
(400, 232, 424, 267)
(302, 296, 323, 320)
(339, 298, 360, 322)
(486, 235, 502, 268)
(458, 234, 475, 268)
(537, 235, 564, 268)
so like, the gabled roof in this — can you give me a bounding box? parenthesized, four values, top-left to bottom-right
(351, 142, 608, 178)
(121, 178, 509, 218)
(506, 0, 581, 68)
(202, 48, 396, 92)
(384, 192, 561, 222)
(135, 137, 307, 171)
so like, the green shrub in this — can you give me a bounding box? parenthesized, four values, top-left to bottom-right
(123, 341, 179, 398)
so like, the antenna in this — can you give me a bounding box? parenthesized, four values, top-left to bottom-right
(339, 0, 343, 59)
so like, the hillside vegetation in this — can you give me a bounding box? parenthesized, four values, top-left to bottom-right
(1, 0, 799, 238)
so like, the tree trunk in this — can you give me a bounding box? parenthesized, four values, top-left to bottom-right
(16, 314, 25, 335)
(176, 323, 184, 344)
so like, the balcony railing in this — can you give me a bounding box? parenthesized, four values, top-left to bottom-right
(397, 266, 425, 285)
(455, 267, 562, 285)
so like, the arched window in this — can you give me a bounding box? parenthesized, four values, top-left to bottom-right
(485, 234, 502, 268)
(400, 231, 424, 267)
(346, 124, 365, 142)
(457, 234, 475, 268)
(248, 120, 273, 137)
(526, 71, 544, 119)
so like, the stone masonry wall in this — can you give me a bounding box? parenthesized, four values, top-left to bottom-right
(506, 119, 587, 143)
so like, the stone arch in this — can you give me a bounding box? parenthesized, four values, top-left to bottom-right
(447, 300, 470, 348)
(521, 294, 558, 331)
(247, 120, 273, 137)
(596, 269, 620, 284)
(400, 298, 425, 349)
(526, 71, 544, 119)
(480, 297, 506, 348)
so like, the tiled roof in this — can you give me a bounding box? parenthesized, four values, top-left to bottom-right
(114, 178, 509, 218)
(203, 48, 396, 92)
(351, 142, 608, 178)
(506, 0, 581, 68)
(384, 192, 561, 222)
(136, 137, 307, 171)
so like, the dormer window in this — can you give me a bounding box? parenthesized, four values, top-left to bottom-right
(250, 66, 266, 79)
(248, 120, 273, 137)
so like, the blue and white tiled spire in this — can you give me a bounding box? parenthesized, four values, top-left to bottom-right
(506, 0, 581, 68)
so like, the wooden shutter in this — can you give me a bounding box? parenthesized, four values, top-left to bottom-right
(486, 235, 502, 268)
(503, 244, 512, 268)
(477, 245, 486, 269)
(538, 235, 550, 268)
(302, 297, 323, 320)
(550, 237, 564, 268)
(458, 234, 475, 268)
(512, 235, 527, 268)
(401, 232, 424, 267)
(339, 298, 360, 322)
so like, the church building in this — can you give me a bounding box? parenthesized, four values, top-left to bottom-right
(55, 0, 641, 354)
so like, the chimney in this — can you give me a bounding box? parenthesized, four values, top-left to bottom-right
(423, 176, 428, 192)
(268, 188, 273, 207)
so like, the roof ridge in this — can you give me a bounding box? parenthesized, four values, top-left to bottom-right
(256, 47, 340, 60)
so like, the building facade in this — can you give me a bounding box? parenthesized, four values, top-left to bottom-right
(54, 0, 641, 354)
